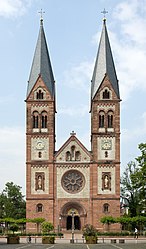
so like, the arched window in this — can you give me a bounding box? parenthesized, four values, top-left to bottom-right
(41, 112, 47, 128)
(108, 111, 113, 128)
(99, 111, 105, 128)
(36, 90, 44, 100)
(103, 203, 109, 213)
(75, 151, 81, 161)
(38, 152, 42, 158)
(103, 89, 110, 99)
(32, 111, 39, 128)
(66, 151, 71, 161)
(71, 146, 75, 160)
(105, 151, 108, 158)
(36, 203, 43, 212)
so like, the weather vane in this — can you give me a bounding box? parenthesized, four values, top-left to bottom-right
(101, 8, 108, 19)
(38, 9, 45, 23)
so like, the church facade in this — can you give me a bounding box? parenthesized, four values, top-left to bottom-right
(26, 18, 121, 232)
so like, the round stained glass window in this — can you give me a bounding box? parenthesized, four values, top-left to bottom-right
(61, 170, 85, 194)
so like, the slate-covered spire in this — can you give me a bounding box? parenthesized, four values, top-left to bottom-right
(91, 19, 120, 99)
(27, 18, 55, 98)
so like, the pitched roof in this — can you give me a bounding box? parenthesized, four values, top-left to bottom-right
(55, 132, 91, 159)
(91, 19, 120, 99)
(27, 19, 55, 98)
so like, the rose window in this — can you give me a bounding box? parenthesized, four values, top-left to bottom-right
(62, 170, 85, 193)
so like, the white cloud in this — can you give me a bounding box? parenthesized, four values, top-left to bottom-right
(63, 0, 146, 104)
(63, 61, 93, 94)
(59, 105, 89, 117)
(120, 111, 146, 168)
(110, 0, 146, 101)
(0, 0, 32, 18)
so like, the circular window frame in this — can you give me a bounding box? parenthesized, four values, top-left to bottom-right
(61, 170, 85, 194)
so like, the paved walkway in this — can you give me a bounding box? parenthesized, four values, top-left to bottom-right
(0, 234, 146, 244)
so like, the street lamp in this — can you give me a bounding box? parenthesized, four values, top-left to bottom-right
(71, 210, 75, 243)
(59, 216, 61, 233)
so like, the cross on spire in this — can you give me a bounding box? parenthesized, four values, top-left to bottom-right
(38, 9, 45, 25)
(101, 8, 108, 20)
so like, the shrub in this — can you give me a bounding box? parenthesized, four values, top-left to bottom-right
(82, 224, 97, 237)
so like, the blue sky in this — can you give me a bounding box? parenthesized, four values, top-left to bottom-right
(0, 0, 146, 194)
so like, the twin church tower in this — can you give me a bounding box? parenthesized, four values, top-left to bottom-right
(26, 17, 121, 232)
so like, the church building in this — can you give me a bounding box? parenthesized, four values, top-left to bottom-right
(26, 16, 121, 232)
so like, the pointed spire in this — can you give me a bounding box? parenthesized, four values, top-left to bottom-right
(27, 18, 55, 98)
(91, 19, 120, 99)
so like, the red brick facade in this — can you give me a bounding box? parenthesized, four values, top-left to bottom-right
(26, 22, 121, 233)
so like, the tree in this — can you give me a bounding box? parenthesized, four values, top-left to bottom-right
(0, 182, 26, 219)
(41, 221, 54, 234)
(29, 218, 45, 233)
(9, 224, 19, 234)
(121, 161, 141, 217)
(134, 143, 146, 213)
(100, 216, 116, 231)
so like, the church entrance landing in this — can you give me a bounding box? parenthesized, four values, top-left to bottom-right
(60, 202, 87, 231)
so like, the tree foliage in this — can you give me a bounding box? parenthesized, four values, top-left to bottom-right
(100, 215, 146, 230)
(0, 182, 26, 219)
(41, 221, 54, 234)
(121, 161, 141, 216)
(28, 218, 45, 233)
(82, 224, 97, 236)
(121, 143, 146, 216)
(135, 143, 146, 211)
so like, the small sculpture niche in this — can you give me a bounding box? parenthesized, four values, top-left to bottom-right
(35, 172, 45, 191)
(102, 173, 111, 190)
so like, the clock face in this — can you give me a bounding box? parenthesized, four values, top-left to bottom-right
(102, 140, 112, 150)
(36, 141, 45, 150)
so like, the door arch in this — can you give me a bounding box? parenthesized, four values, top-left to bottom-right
(60, 202, 86, 230)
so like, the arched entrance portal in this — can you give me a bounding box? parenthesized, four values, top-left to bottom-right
(67, 215, 81, 230)
(60, 202, 87, 231)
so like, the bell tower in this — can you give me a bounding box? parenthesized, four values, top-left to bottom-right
(90, 18, 121, 229)
(26, 17, 56, 231)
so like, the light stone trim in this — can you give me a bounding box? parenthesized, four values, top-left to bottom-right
(57, 166, 90, 198)
(31, 166, 49, 194)
(98, 166, 115, 194)
(56, 140, 90, 163)
(56, 164, 90, 168)
(100, 87, 112, 100)
(97, 104, 115, 113)
(31, 137, 49, 160)
(34, 87, 46, 100)
(31, 105, 49, 114)
(98, 137, 115, 160)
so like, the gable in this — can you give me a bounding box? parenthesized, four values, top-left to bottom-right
(55, 137, 90, 163)
(93, 74, 120, 102)
(26, 76, 53, 101)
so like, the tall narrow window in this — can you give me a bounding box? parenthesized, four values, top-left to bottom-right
(66, 151, 71, 161)
(41, 112, 47, 128)
(108, 111, 113, 128)
(38, 152, 42, 158)
(71, 146, 75, 160)
(103, 89, 110, 99)
(103, 203, 109, 213)
(36, 203, 43, 212)
(32, 111, 39, 128)
(75, 151, 81, 161)
(99, 111, 105, 128)
(36, 90, 44, 99)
